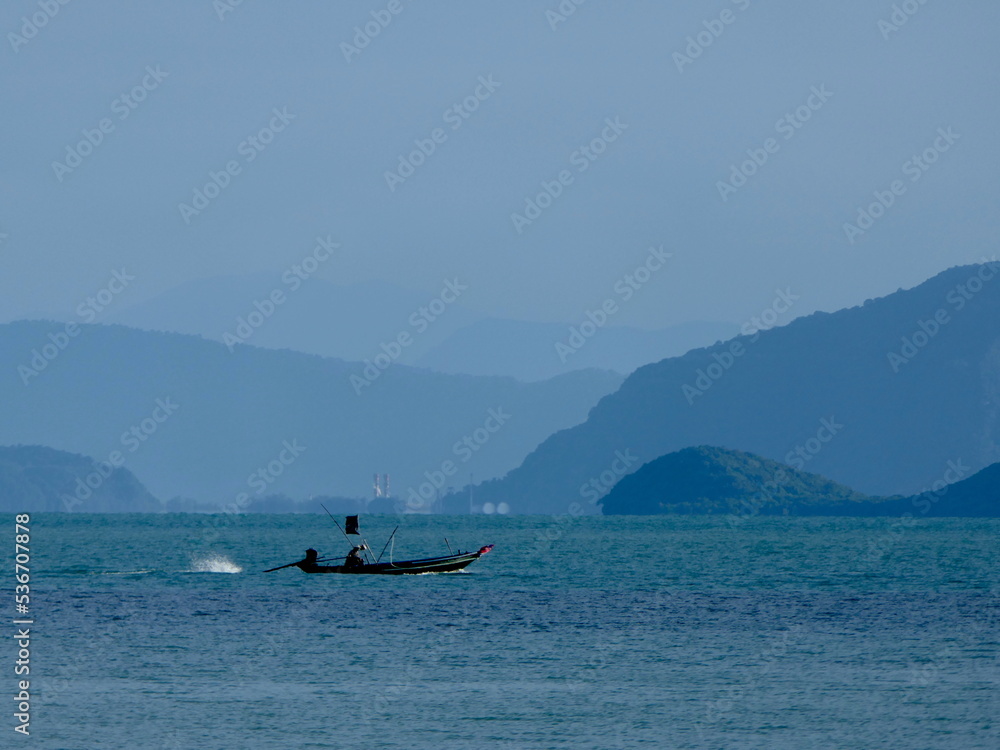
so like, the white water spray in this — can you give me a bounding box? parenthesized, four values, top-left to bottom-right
(189, 554, 243, 573)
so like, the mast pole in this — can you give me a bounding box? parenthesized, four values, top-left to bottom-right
(361, 536, 376, 564)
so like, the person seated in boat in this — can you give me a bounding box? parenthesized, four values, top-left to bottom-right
(344, 544, 367, 569)
(296, 548, 320, 572)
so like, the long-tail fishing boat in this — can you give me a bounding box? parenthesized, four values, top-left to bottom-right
(263, 511, 494, 575)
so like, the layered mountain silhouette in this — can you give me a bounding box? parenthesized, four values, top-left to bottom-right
(74, 274, 737, 380)
(471, 264, 1000, 513)
(102, 274, 480, 365)
(601, 445, 998, 517)
(0, 321, 621, 505)
(0, 444, 159, 513)
(7, 264, 997, 514)
(415, 318, 739, 381)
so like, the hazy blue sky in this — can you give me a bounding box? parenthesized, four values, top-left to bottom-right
(2, 0, 998, 331)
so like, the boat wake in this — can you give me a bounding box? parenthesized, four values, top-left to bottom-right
(188, 554, 243, 574)
(49, 567, 156, 576)
(100, 569, 156, 576)
(414, 569, 472, 575)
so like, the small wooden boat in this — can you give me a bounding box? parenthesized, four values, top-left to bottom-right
(263, 511, 494, 575)
(286, 546, 494, 575)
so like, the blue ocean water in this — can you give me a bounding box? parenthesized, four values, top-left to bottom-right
(12, 513, 1000, 749)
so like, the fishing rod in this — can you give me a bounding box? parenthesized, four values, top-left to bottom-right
(320, 503, 353, 544)
(376, 526, 399, 564)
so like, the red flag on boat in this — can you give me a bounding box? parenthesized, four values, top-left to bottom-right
(477, 545, 494, 555)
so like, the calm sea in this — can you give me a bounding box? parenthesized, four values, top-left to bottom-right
(11, 513, 999, 749)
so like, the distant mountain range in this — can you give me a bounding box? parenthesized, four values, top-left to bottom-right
(414, 318, 738, 381)
(0, 444, 380, 514)
(9, 440, 994, 517)
(0, 321, 621, 506)
(102, 274, 481, 365)
(471, 264, 1000, 513)
(46, 273, 736, 381)
(600, 445, 998, 517)
(0, 445, 159, 513)
(6, 264, 998, 516)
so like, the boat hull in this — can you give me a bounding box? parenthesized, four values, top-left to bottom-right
(297, 550, 487, 575)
